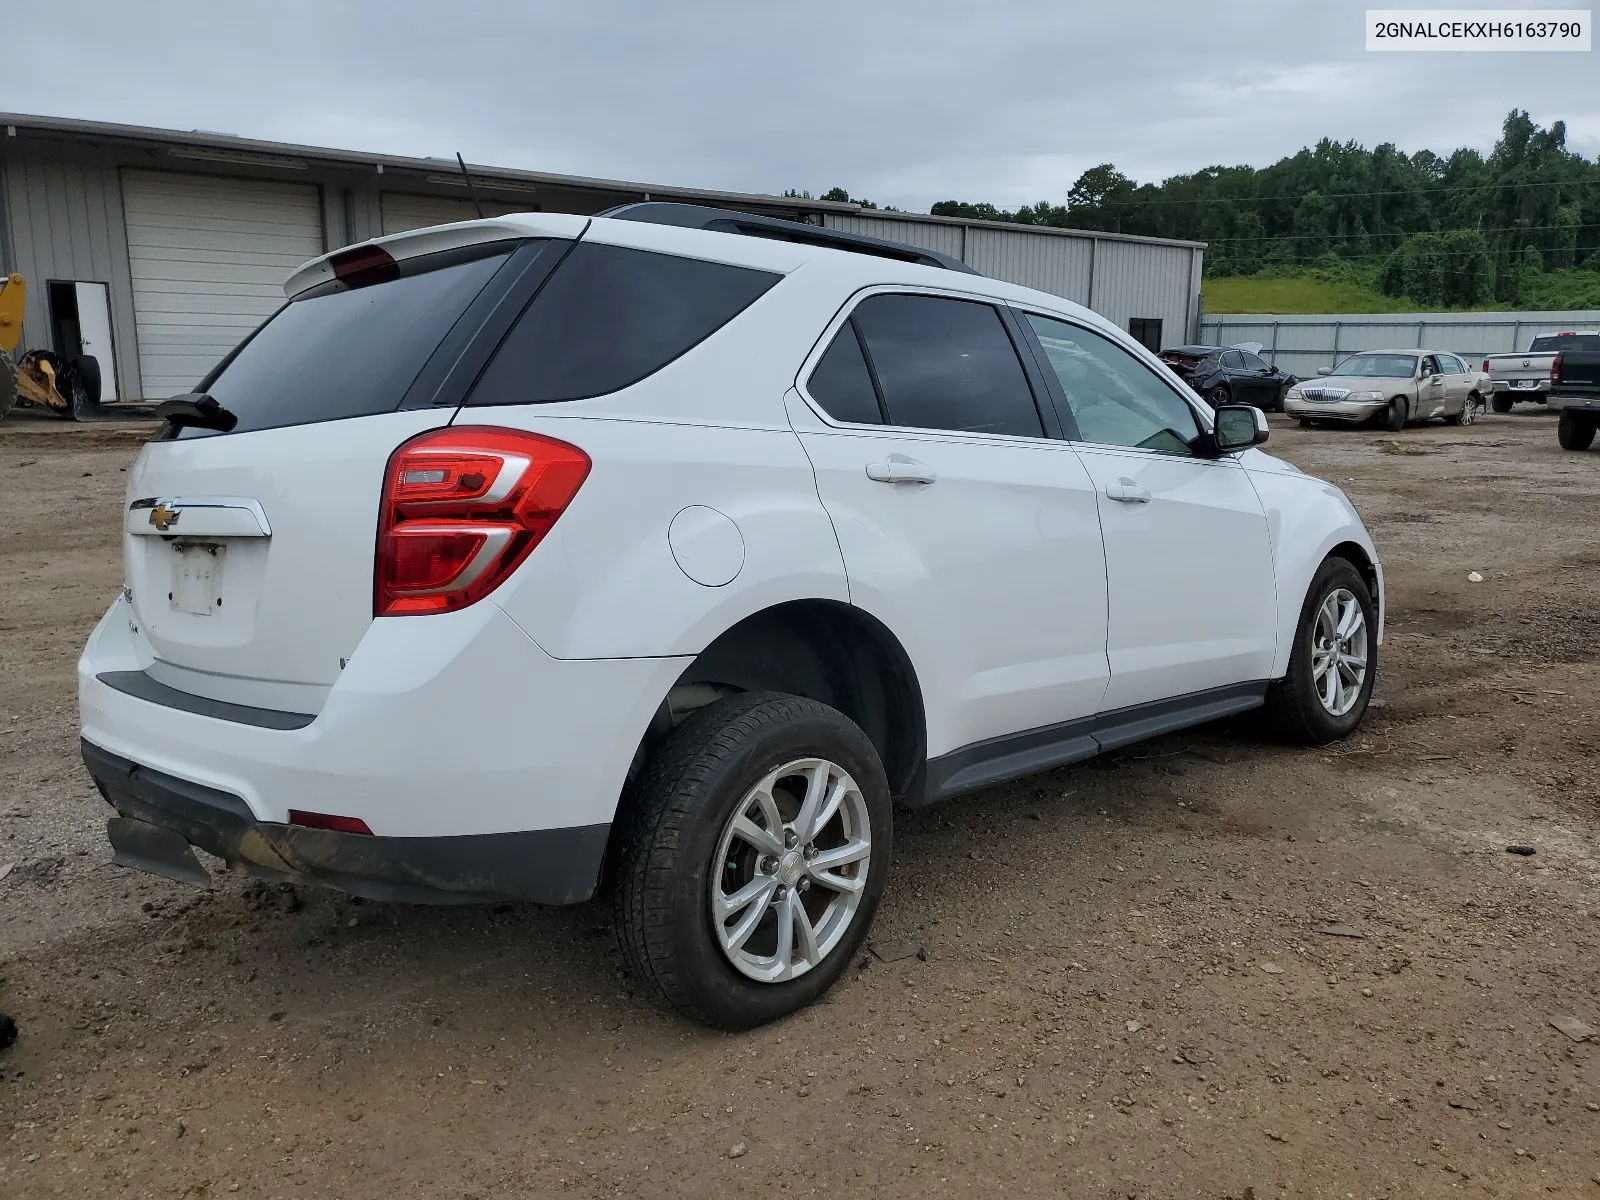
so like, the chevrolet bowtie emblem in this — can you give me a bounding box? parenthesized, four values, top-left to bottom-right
(148, 503, 181, 532)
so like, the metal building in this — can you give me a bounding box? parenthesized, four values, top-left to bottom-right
(0, 112, 1204, 403)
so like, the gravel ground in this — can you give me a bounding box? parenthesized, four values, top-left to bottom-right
(1, 405, 1598, 1199)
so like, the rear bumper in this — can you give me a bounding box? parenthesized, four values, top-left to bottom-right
(83, 740, 608, 904)
(1283, 397, 1387, 423)
(1490, 380, 1549, 393)
(1549, 394, 1600, 413)
(78, 595, 689, 902)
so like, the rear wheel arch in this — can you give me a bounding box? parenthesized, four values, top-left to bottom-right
(614, 600, 926, 824)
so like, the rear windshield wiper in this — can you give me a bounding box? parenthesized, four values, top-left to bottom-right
(155, 393, 238, 434)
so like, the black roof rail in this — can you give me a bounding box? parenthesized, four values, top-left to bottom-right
(597, 201, 978, 275)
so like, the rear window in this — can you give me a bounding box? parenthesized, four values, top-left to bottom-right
(191, 246, 514, 436)
(1530, 334, 1600, 353)
(467, 243, 781, 405)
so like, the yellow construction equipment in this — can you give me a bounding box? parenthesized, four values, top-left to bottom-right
(0, 273, 92, 420)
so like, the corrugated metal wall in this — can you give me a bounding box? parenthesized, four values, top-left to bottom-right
(0, 140, 142, 400)
(1199, 310, 1600, 377)
(823, 212, 1199, 347)
(0, 129, 1206, 406)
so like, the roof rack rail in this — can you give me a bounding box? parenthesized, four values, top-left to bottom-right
(597, 201, 978, 275)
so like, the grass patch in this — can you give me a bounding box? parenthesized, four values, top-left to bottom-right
(1204, 262, 1600, 315)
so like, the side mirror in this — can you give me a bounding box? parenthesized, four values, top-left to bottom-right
(1317, 367, 1333, 376)
(1213, 404, 1269, 453)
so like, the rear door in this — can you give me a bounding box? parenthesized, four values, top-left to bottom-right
(1238, 351, 1277, 408)
(121, 238, 566, 715)
(1417, 353, 1449, 418)
(792, 290, 1109, 758)
(1017, 312, 1277, 713)
(1442, 355, 1471, 412)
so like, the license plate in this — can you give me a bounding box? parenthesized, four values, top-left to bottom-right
(1515, 380, 1537, 388)
(170, 543, 225, 615)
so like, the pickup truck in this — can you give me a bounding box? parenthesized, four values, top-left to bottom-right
(1485, 332, 1600, 411)
(1551, 344, 1600, 451)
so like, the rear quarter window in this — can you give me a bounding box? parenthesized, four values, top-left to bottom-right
(191, 245, 516, 437)
(466, 243, 781, 405)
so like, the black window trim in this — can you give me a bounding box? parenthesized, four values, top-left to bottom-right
(793, 285, 1061, 443)
(1007, 304, 1224, 458)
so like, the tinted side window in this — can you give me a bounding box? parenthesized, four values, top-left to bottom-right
(807, 322, 883, 424)
(1240, 352, 1269, 372)
(1024, 314, 1202, 456)
(469, 243, 780, 405)
(851, 294, 1043, 437)
(1221, 350, 1246, 369)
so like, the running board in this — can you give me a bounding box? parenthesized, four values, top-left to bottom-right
(917, 680, 1269, 805)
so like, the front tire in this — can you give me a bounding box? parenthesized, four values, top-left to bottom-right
(1558, 411, 1597, 451)
(1382, 396, 1408, 432)
(1263, 558, 1377, 745)
(613, 692, 892, 1029)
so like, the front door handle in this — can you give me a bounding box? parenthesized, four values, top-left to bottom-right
(865, 458, 937, 485)
(1105, 478, 1152, 504)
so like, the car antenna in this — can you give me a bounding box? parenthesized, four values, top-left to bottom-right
(455, 152, 486, 219)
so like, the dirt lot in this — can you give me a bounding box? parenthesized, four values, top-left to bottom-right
(1, 407, 1597, 1199)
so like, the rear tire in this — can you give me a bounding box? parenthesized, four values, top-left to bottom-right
(1490, 393, 1514, 413)
(71, 354, 102, 406)
(1207, 385, 1230, 409)
(58, 363, 93, 420)
(1263, 557, 1377, 745)
(1446, 393, 1482, 426)
(1382, 396, 1408, 432)
(1557, 411, 1597, 452)
(613, 692, 892, 1030)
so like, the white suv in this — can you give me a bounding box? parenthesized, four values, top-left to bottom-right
(79, 204, 1382, 1028)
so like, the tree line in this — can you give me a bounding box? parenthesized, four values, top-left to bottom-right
(924, 111, 1599, 309)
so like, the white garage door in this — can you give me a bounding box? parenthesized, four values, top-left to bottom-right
(122, 170, 324, 398)
(380, 192, 527, 236)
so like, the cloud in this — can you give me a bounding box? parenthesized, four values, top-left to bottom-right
(3, 0, 1594, 212)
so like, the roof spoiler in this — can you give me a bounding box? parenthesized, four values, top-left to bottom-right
(599, 201, 979, 275)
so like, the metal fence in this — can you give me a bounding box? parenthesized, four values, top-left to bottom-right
(1197, 310, 1600, 377)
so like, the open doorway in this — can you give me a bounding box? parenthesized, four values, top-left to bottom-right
(45, 281, 118, 402)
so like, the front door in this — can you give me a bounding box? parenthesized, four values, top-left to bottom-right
(1016, 312, 1278, 712)
(790, 292, 1110, 759)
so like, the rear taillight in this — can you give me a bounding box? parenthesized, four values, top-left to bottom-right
(289, 810, 373, 835)
(375, 426, 590, 617)
(1481, 359, 1490, 373)
(1551, 353, 1562, 385)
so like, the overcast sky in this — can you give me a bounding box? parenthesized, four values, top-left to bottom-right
(7, 0, 1597, 211)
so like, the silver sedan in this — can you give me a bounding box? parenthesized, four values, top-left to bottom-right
(1284, 350, 1486, 432)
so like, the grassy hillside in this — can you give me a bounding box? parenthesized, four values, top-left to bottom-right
(1203, 263, 1600, 315)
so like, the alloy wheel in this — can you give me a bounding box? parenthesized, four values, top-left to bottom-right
(710, 758, 872, 983)
(1311, 587, 1368, 717)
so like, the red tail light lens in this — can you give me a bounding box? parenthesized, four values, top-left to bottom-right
(375, 426, 590, 617)
(1481, 359, 1490, 373)
(289, 810, 373, 835)
(1551, 353, 1562, 385)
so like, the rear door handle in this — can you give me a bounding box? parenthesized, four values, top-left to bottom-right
(1104, 478, 1151, 504)
(865, 459, 937, 485)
